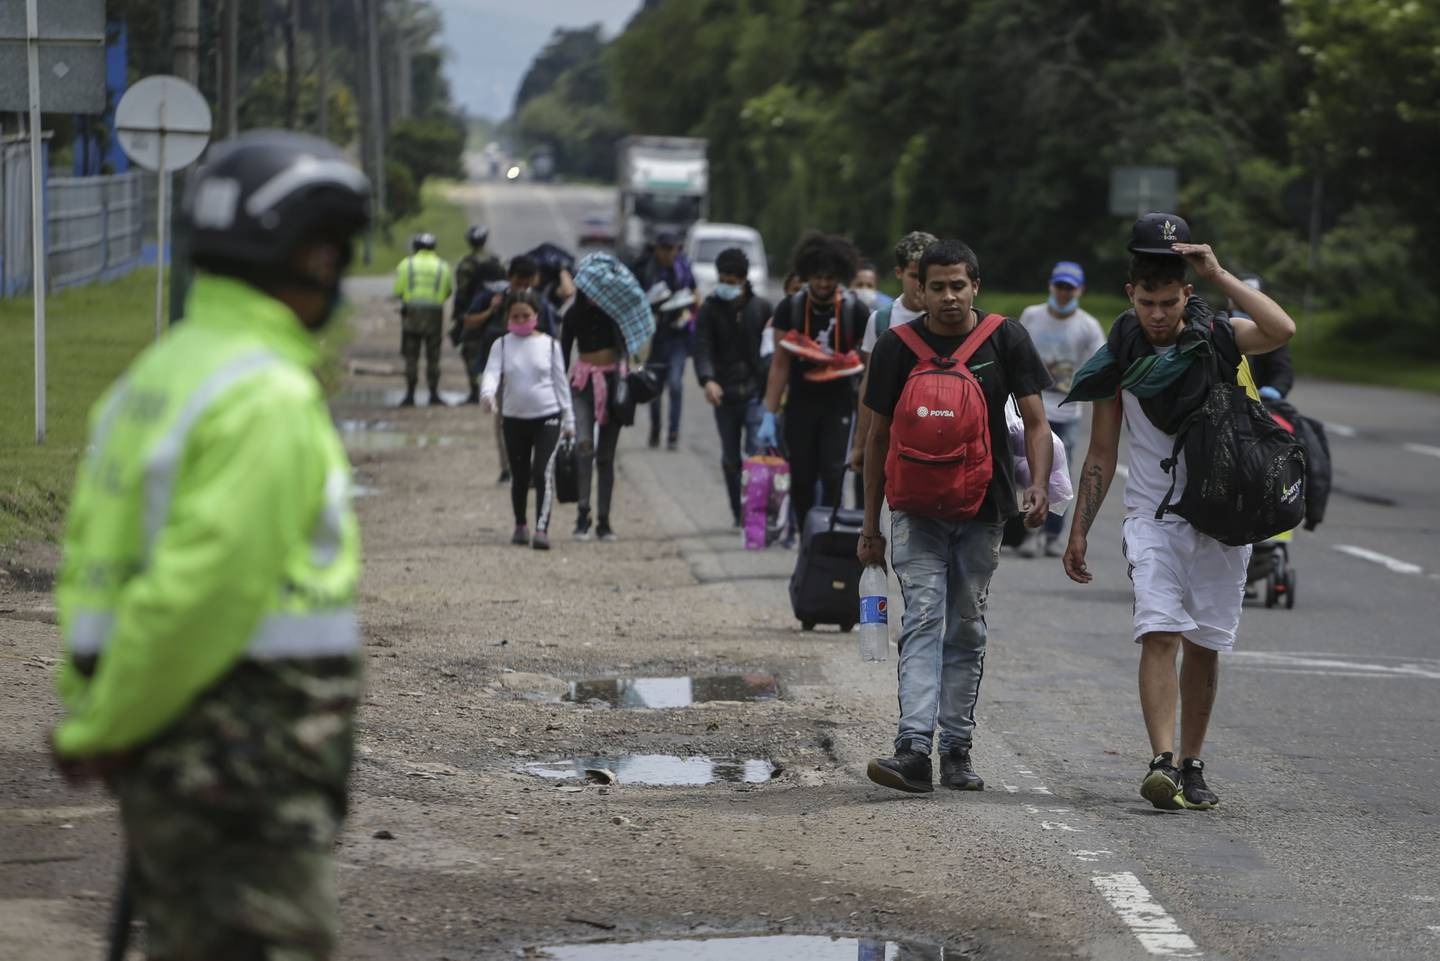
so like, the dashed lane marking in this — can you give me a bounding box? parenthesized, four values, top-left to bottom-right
(1227, 650, 1440, 681)
(1092, 871, 1203, 957)
(1011, 769, 1204, 957)
(1333, 544, 1424, 576)
(1403, 443, 1440, 460)
(1326, 422, 1357, 438)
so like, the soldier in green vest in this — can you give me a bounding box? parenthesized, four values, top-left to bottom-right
(393, 232, 454, 405)
(52, 130, 371, 961)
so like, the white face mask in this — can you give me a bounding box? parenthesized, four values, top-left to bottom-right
(854, 288, 878, 308)
(713, 282, 743, 301)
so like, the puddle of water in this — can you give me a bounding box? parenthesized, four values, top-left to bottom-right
(336, 418, 465, 450)
(333, 387, 470, 407)
(523, 755, 775, 786)
(564, 673, 780, 709)
(532, 935, 947, 959)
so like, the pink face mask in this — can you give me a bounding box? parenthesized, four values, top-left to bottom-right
(508, 317, 538, 337)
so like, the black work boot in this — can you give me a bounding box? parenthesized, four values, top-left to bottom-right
(939, 746, 985, 791)
(866, 748, 934, 794)
(398, 385, 417, 407)
(464, 384, 481, 405)
(426, 385, 447, 406)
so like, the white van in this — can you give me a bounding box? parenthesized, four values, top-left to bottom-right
(685, 223, 769, 299)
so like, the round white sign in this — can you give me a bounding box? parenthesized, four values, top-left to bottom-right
(116, 75, 213, 173)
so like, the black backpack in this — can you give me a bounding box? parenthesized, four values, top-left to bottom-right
(1157, 347, 1308, 546)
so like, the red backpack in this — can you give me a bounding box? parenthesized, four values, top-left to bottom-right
(884, 314, 1006, 522)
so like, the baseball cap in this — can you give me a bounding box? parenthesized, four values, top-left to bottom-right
(1050, 261, 1085, 287)
(1128, 212, 1190, 255)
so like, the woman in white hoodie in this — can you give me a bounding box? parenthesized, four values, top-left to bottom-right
(480, 290, 575, 550)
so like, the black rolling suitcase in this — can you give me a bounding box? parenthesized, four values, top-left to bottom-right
(789, 499, 864, 632)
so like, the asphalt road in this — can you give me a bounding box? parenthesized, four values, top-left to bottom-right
(463, 178, 1440, 960)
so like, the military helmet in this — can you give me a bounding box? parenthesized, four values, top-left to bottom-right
(412, 232, 438, 252)
(183, 129, 370, 277)
(465, 224, 489, 247)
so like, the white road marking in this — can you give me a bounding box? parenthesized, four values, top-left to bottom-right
(1326, 422, 1357, 438)
(1001, 782, 1020, 793)
(1404, 443, 1440, 460)
(1333, 544, 1424, 575)
(1092, 872, 1202, 957)
(1072, 849, 1114, 863)
(1227, 651, 1440, 681)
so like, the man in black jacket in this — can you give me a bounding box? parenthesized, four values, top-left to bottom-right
(695, 248, 773, 526)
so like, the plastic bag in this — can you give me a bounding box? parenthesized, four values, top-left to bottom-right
(1005, 403, 1074, 516)
(741, 454, 790, 550)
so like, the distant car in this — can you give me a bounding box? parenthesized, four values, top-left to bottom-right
(685, 223, 768, 299)
(578, 213, 617, 246)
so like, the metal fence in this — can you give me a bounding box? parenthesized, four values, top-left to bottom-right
(1, 137, 146, 298)
(46, 172, 145, 289)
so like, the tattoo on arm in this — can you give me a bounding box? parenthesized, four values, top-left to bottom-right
(1075, 462, 1107, 537)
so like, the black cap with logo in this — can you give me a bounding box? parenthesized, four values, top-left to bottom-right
(1128, 212, 1190, 255)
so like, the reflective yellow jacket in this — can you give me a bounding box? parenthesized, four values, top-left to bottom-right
(392, 249, 453, 306)
(54, 274, 361, 757)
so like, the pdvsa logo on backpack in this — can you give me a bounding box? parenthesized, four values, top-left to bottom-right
(916, 405, 953, 418)
(1281, 478, 1303, 504)
(917, 405, 928, 418)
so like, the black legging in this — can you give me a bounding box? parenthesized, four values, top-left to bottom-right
(502, 415, 561, 529)
(783, 392, 852, 524)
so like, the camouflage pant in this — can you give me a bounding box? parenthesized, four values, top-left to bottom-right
(110, 658, 360, 961)
(400, 305, 444, 389)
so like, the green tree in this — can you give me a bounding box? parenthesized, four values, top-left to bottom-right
(389, 116, 466, 184)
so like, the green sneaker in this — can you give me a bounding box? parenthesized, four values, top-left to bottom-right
(1140, 751, 1184, 810)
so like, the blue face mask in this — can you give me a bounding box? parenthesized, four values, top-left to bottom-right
(1047, 293, 1079, 316)
(714, 282, 743, 302)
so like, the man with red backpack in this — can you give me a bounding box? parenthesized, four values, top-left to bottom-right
(857, 239, 1053, 794)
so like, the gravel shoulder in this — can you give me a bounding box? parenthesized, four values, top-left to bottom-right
(1, 290, 1147, 961)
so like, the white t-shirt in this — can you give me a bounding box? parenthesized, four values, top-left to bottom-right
(860, 298, 925, 355)
(1017, 304, 1107, 423)
(479, 332, 575, 429)
(1121, 359, 1186, 518)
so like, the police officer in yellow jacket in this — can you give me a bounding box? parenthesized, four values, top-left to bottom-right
(394, 232, 454, 405)
(53, 130, 370, 961)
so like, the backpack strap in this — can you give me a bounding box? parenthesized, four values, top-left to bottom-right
(890, 312, 1006, 366)
(891, 321, 933, 360)
(875, 302, 894, 335)
(951, 313, 1006, 366)
(1153, 405, 1203, 521)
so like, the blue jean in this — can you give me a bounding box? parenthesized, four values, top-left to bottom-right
(714, 397, 764, 518)
(890, 511, 1004, 754)
(648, 327, 690, 438)
(1044, 419, 1079, 539)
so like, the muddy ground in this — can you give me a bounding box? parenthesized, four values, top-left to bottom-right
(3, 287, 1138, 961)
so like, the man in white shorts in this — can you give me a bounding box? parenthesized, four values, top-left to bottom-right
(1060, 213, 1297, 811)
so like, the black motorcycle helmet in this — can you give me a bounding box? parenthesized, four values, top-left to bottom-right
(184, 130, 371, 288)
(412, 232, 438, 252)
(465, 224, 489, 248)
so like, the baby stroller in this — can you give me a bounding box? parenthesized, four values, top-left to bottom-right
(1246, 531, 1295, 609)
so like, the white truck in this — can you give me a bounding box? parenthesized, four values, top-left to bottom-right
(615, 136, 708, 261)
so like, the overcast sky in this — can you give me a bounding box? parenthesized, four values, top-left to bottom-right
(430, 0, 644, 120)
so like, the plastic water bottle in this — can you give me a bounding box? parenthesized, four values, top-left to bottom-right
(858, 564, 889, 662)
